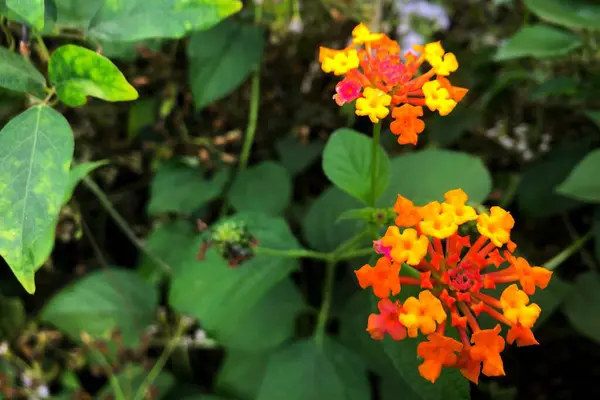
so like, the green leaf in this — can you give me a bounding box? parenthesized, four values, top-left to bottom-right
(6, 0, 44, 30)
(128, 97, 159, 140)
(97, 364, 174, 399)
(228, 161, 292, 216)
(557, 148, 600, 202)
(256, 337, 370, 400)
(138, 219, 198, 284)
(275, 136, 324, 176)
(562, 271, 600, 343)
(0, 105, 73, 294)
(517, 139, 592, 217)
(64, 160, 108, 203)
(49, 44, 139, 107)
(594, 206, 600, 263)
(0, 46, 46, 95)
(529, 76, 579, 101)
(217, 350, 269, 400)
(380, 149, 492, 206)
(495, 24, 582, 61)
(52, 0, 103, 28)
(148, 160, 230, 215)
(99, 38, 163, 62)
(88, 0, 242, 41)
(302, 187, 365, 252)
(169, 213, 301, 341)
(322, 128, 390, 204)
(41, 268, 158, 347)
(426, 106, 482, 147)
(217, 278, 304, 351)
(188, 19, 264, 109)
(585, 110, 600, 131)
(0, 296, 26, 340)
(524, 0, 600, 31)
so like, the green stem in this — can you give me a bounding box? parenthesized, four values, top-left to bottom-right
(33, 33, 50, 63)
(133, 322, 186, 400)
(315, 260, 337, 346)
(82, 177, 172, 275)
(543, 230, 593, 271)
(370, 122, 382, 206)
(88, 347, 125, 400)
(254, 247, 332, 261)
(237, 3, 263, 171)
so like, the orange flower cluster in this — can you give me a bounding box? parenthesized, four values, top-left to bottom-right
(319, 23, 468, 145)
(355, 189, 553, 384)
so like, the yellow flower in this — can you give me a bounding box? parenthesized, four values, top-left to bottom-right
(424, 41, 459, 76)
(355, 87, 391, 123)
(442, 189, 477, 225)
(381, 226, 429, 265)
(352, 23, 384, 44)
(500, 284, 541, 329)
(321, 49, 360, 76)
(422, 80, 457, 116)
(419, 201, 458, 239)
(477, 206, 515, 247)
(399, 290, 447, 337)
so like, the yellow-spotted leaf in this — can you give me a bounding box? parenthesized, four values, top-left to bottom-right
(88, 0, 242, 42)
(49, 45, 138, 107)
(0, 106, 74, 294)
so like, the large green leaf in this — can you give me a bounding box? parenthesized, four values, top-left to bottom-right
(275, 135, 324, 176)
(516, 139, 592, 217)
(0, 106, 73, 294)
(88, 0, 242, 42)
(556, 148, 600, 202)
(41, 268, 158, 347)
(524, 0, 600, 31)
(97, 364, 175, 399)
(257, 337, 370, 400)
(217, 278, 304, 351)
(6, 0, 44, 30)
(137, 219, 198, 284)
(322, 128, 390, 204)
(0, 47, 46, 95)
(188, 19, 264, 109)
(217, 351, 270, 400)
(380, 149, 492, 206)
(495, 24, 582, 61)
(169, 213, 301, 340)
(49, 44, 138, 107)
(52, 0, 103, 28)
(228, 161, 292, 216)
(562, 271, 600, 343)
(63, 160, 108, 203)
(302, 186, 365, 252)
(148, 160, 230, 215)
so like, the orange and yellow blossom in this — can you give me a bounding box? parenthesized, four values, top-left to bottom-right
(319, 23, 467, 145)
(355, 188, 553, 384)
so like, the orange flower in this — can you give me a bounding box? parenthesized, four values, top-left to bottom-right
(319, 23, 466, 145)
(470, 325, 506, 377)
(390, 104, 425, 145)
(398, 290, 447, 337)
(393, 194, 422, 227)
(354, 188, 553, 384)
(355, 257, 401, 298)
(367, 298, 406, 340)
(417, 333, 463, 383)
(381, 226, 428, 265)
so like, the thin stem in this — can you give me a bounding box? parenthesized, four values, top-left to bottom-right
(1, 17, 15, 50)
(335, 247, 374, 261)
(370, 122, 382, 206)
(132, 322, 186, 400)
(82, 177, 172, 275)
(86, 346, 125, 400)
(254, 247, 332, 261)
(315, 260, 337, 346)
(33, 33, 50, 63)
(543, 229, 593, 271)
(237, 3, 263, 171)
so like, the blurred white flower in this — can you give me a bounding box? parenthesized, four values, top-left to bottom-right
(37, 385, 50, 399)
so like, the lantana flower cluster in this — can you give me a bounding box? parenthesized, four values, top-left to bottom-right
(355, 189, 553, 384)
(319, 23, 467, 145)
